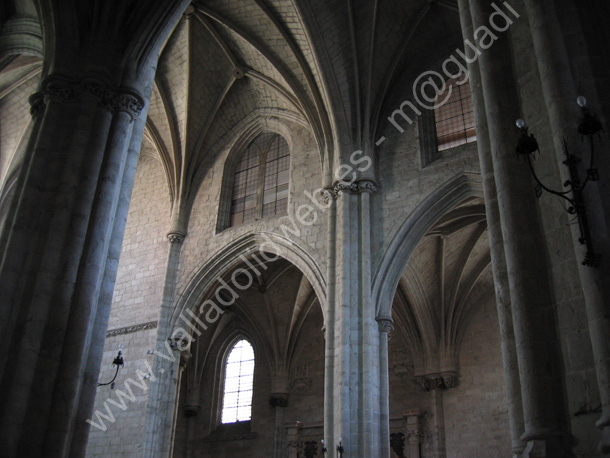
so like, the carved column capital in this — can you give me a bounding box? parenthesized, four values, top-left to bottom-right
(413, 372, 460, 391)
(168, 335, 191, 351)
(333, 179, 379, 195)
(320, 187, 338, 205)
(167, 231, 186, 244)
(357, 179, 379, 194)
(111, 91, 145, 119)
(376, 316, 394, 340)
(30, 73, 145, 121)
(441, 371, 460, 389)
(269, 392, 289, 408)
(28, 92, 46, 117)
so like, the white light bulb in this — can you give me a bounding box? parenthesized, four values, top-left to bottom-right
(339, 437, 342, 443)
(577, 95, 587, 108)
(321, 439, 325, 445)
(516, 119, 527, 129)
(118, 343, 124, 352)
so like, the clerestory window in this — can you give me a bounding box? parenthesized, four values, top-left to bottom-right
(230, 133, 290, 227)
(434, 76, 477, 151)
(221, 339, 255, 424)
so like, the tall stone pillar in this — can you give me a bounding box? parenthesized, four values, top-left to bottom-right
(522, 1, 610, 452)
(467, 0, 568, 454)
(377, 317, 393, 458)
(143, 231, 188, 458)
(0, 3, 188, 457)
(326, 176, 383, 458)
(323, 187, 337, 456)
(456, 0, 526, 455)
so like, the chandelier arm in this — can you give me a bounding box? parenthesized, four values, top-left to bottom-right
(579, 136, 596, 191)
(527, 155, 575, 205)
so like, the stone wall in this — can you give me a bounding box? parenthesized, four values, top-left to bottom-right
(443, 298, 511, 458)
(86, 148, 171, 458)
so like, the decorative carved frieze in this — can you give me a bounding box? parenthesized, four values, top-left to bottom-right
(29, 74, 145, 120)
(105, 320, 157, 337)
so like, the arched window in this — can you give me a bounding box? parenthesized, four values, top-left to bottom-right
(221, 339, 255, 424)
(230, 133, 290, 227)
(434, 76, 476, 151)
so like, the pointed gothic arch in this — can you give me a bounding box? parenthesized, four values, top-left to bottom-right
(372, 173, 483, 319)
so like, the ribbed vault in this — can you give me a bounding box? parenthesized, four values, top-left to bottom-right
(391, 197, 493, 379)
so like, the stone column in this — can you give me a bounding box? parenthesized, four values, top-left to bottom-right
(522, 1, 610, 452)
(183, 385, 201, 458)
(377, 317, 393, 458)
(172, 351, 191, 454)
(403, 409, 424, 458)
(71, 89, 152, 458)
(431, 390, 446, 458)
(143, 231, 188, 458)
(467, 0, 568, 454)
(328, 177, 382, 458)
(0, 74, 144, 458)
(456, 0, 526, 455)
(0, 2, 188, 456)
(323, 187, 337, 457)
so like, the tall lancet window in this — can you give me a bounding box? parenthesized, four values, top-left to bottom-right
(221, 339, 255, 423)
(230, 133, 290, 227)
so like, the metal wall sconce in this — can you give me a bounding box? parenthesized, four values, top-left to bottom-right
(516, 96, 603, 267)
(321, 439, 327, 456)
(97, 344, 124, 389)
